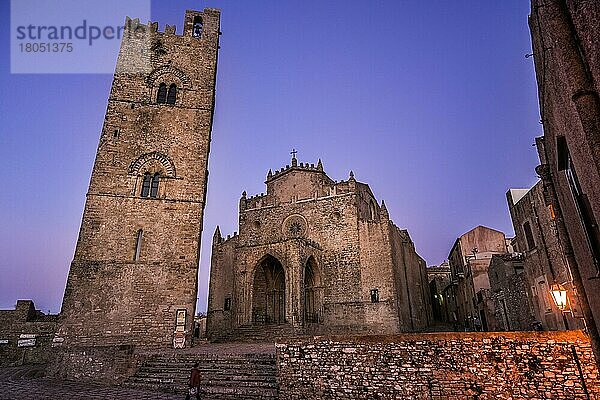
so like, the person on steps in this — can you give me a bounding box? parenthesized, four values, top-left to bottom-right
(185, 362, 202, 400)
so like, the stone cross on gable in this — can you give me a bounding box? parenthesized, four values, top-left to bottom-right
(290, 149, 298, 159)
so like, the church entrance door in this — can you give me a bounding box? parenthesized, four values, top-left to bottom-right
(252, 255, 286, 325)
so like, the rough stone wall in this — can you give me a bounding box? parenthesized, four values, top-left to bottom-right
(277, 331, 600, 399)
(57, 9, 220, 348)
(530, 0, 600, 351)
(207, 159, 431, 340)
(0, 300, 58, 366)
(489, 254, 536, 331)
(48, 345, 144, 385)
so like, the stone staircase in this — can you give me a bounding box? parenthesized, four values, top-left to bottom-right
(214, 324, 295, 343)
(123, 352, 278, 399)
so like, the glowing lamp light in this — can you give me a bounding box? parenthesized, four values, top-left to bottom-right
(550, 283, 568, 311)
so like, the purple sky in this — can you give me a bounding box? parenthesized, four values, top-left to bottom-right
(0, 1, 542, 314)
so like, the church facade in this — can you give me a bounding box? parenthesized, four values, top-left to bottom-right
(207, 156, 432, 340)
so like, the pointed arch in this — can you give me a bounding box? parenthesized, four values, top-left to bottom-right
(304, 256, 323, 324)
(252, 254, 286, 325)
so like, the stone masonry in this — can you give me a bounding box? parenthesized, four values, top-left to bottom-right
(276, 331, 600, 399)
(56, 9, 221, 349)
(207, 156, 432, 341)
(488, 253, 536, 331)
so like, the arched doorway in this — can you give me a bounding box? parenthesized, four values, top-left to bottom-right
(252, 255, 285, 325)
(304, 256, 323, 324)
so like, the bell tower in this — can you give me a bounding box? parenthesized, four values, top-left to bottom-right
(57, 9, 221, 348)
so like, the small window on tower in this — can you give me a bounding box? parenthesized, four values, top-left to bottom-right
(156, 83, 167, 104)
(150, 173, 160, 198)
(141, 173, 151, 197)
(167, 84, 177, 105)
(134, 229, 143, 261)
(192, 16, 203, 38)
(370, 289, 379, 303)
(224, 298, 232, 311)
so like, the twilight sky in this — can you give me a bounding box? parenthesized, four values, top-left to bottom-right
(0, 1, 542, 313)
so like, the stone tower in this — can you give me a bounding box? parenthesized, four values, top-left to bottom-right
(56, 9, 220, 348)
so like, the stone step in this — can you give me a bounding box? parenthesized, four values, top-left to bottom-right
(128, 377, 278, 389)
(123, 351, 279, 399)
(124, 380, 278, 397)
(133, 370, 276, 379)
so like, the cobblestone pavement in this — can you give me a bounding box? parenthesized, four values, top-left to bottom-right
(0, 366, 182, 400)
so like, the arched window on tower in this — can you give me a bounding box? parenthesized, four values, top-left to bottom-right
(156, 83, 167, 104)
(192, 16, 203, 38)
(141, 173, 152, 197)
(166, 84, 177, 105)
(150, 173, 160, 198)
(141, 172, 160, 198)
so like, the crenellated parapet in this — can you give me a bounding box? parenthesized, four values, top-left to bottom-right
(265, 158, 325, 183)
(123, 8, 221, 39)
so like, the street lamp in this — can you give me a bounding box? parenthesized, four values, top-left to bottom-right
(550, 282, 569, 311)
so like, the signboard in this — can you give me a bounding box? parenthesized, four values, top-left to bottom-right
(175, 309, 186, 333)
(173, 332, 185, 349)
(176, 310, 186, 325)
(18, 334, 37, 347)
(18, 338, 36, 347)
(19, 334, 36, 339)
(173, 309, 187, 348)
(0, 339, 8, 345)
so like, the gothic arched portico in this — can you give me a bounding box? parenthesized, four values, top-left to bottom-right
(304, 256, 323, 324)
(252, 255, 286, 325)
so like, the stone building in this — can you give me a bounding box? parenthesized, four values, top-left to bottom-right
(427, 261, 451, 323)
(488, 253, 536, 331)
(207, 156, 432, 340)
(447, 226, 508, 331)
(56, 9, 221, 349)
(507, 184, 585, 330)
(529, 0, 600, 359)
